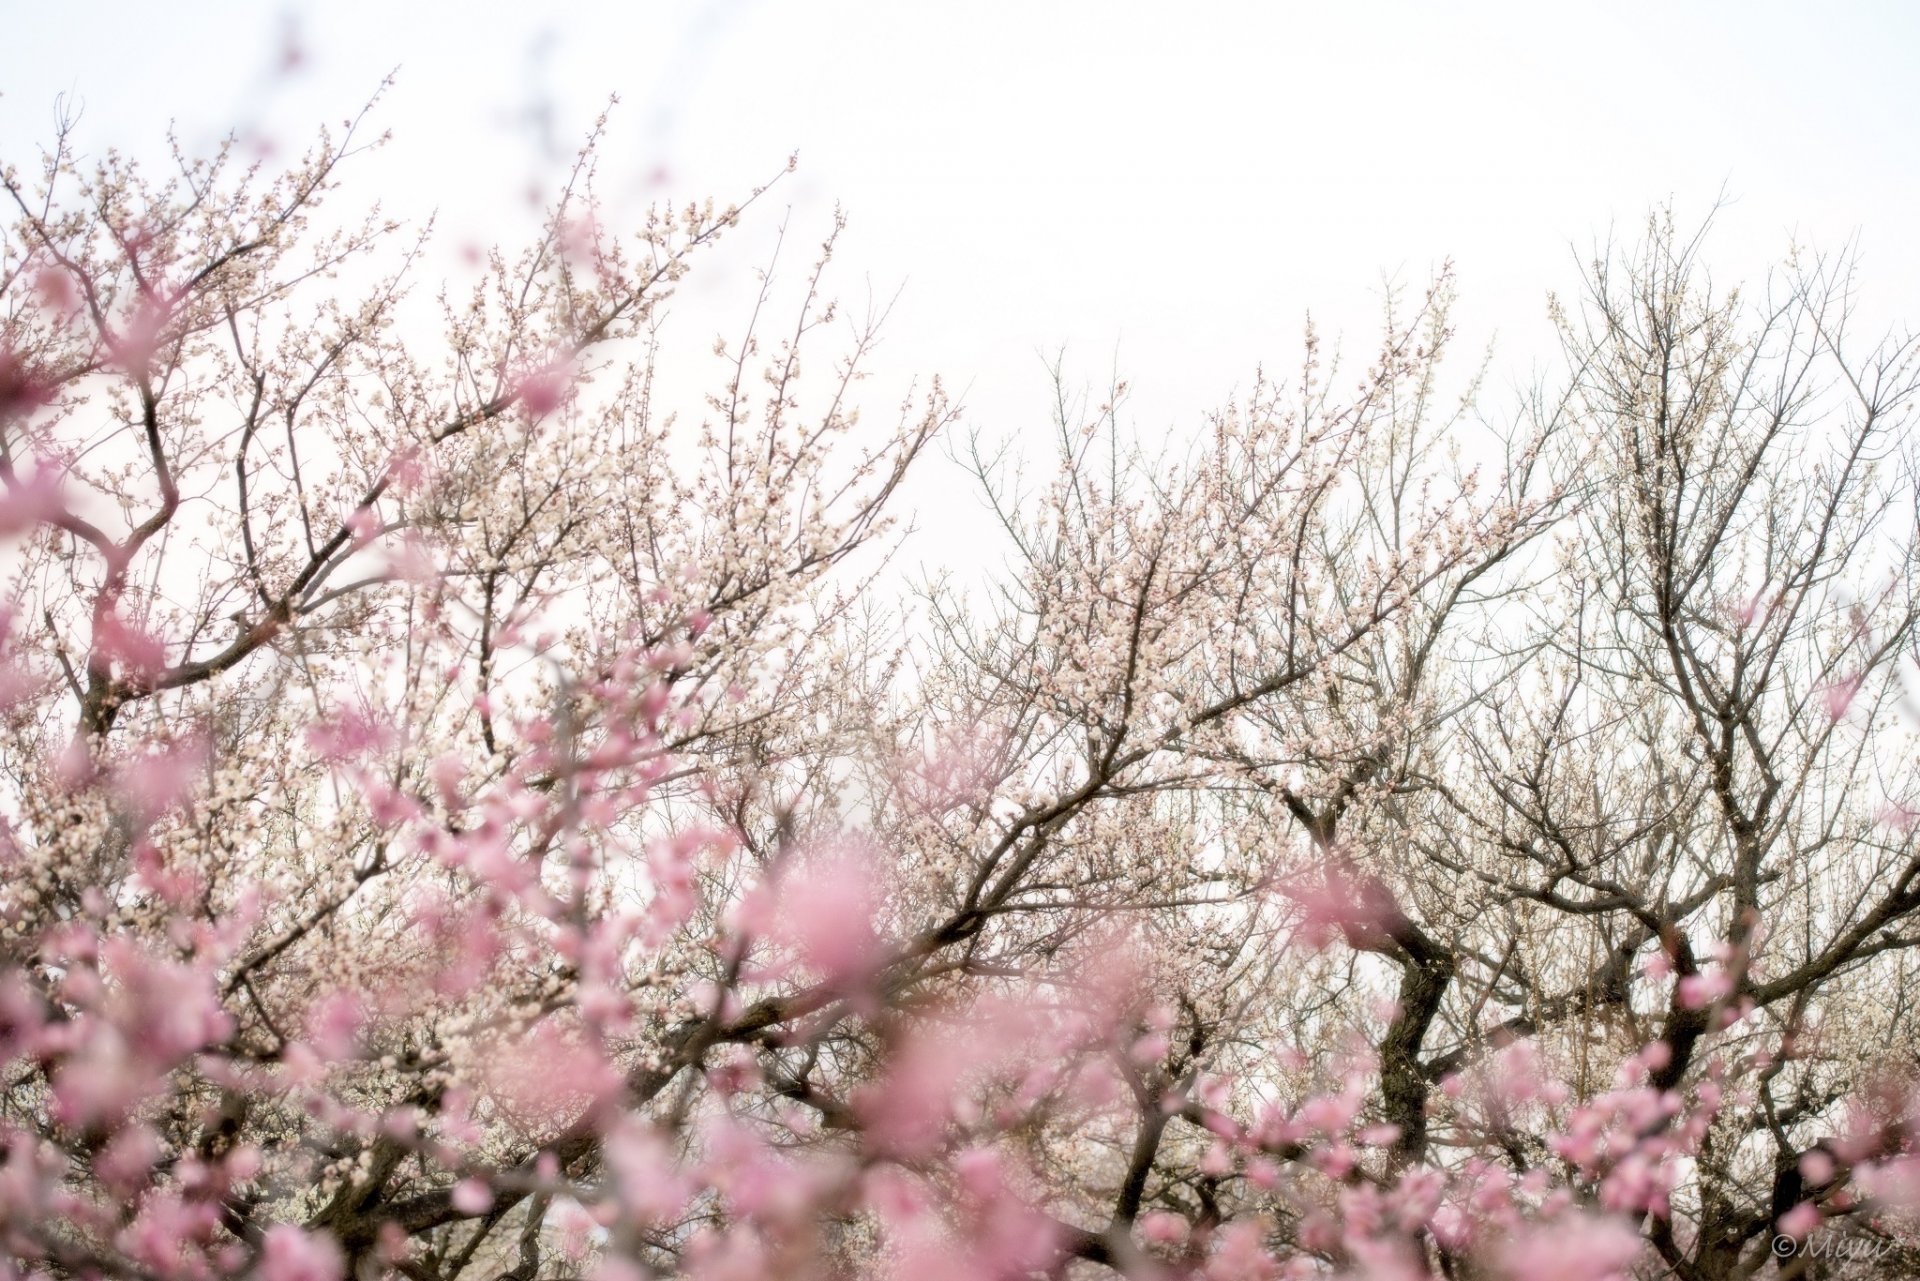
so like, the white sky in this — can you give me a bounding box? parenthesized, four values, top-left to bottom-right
(7, 1, 1920, 583)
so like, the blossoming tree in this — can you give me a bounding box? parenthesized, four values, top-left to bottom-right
(4, 100, 1920, 1281)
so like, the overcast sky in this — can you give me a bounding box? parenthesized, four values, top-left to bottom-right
(7, 2, 1919, 579)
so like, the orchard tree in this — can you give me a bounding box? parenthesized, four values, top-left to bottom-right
(5, 96, 1920, 1281)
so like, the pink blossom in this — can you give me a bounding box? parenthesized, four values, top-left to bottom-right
(1131, 1029, 1171, 1063)
(385, 532, 440, 582)
(1799, 1149, 1835, 1185)
(114, 734, 208, 824)
(1139, 1211, 1189, 1244)
(0, 464, 66, 536)
(1494, 1213, 1642, 1281)
(1777, 1200, 1819, 1238)
(92, 603, 166, 680)
(602, 1121, 695, 1221)
(306, 706, 394, 762)
(1279, 863, 1398, 951)
(1875, 802, 1919, 832)
(1729, 587, 1770, 629)
(1202, 1220, 1277, 1281)
(473, 1018, 623, 1127)
(1677, 969, 1733, 1010)
(1819, 672, 1864, 721)
(92, 1123, 161, 1196)
(450, 1179, 493, 1215)
(345, 507, 382, 548)
(117, 1190, 223, 1272)
(366, 781, 424, 827)
(106, 287, 176, 374)
(256, 1225, 345, 1281)
(765, 842, 885, 992)
(856, 1032, 966, 1159)
(306, 990, 366, 1060)
(385, 445, 428, 494)
(512, 360, 574, 418)
(0, 344, 55, 419)
(32, 266, 77, 314)
(1857, 1154, 1920, 1211)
